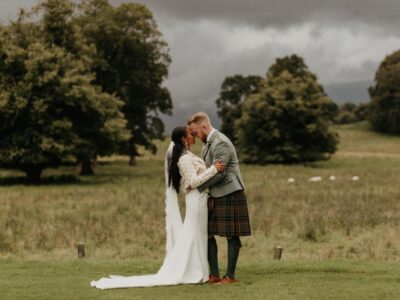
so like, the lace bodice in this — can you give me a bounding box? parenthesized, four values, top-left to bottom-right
(177, 151, 217, 193)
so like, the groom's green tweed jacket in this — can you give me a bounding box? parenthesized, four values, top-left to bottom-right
(198, 130, 244, 198)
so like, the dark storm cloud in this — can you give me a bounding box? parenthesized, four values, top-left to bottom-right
(325, 81, 371, 104)
(120, 0, 400, 32)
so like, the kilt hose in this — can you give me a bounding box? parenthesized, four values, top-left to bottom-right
(208, 189, 251, 237)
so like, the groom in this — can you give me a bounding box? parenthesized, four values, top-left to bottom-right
(188, 112, 251, 284)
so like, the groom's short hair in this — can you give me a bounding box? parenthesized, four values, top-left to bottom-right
(187, 112, 211, 126)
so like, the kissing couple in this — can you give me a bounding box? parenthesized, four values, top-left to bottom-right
(91, 112, 251, 289)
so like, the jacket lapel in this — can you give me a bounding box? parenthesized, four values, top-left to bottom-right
(202, 143, 211, 160)
(201, 144, 207, 160)
(202, 131, 218, 161)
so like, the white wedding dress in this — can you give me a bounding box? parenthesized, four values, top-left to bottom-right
(90, 147, 217, 289)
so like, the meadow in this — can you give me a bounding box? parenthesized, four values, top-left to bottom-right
(1, 121, 400, 299)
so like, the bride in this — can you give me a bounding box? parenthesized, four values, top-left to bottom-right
(91, 126, 226, 289)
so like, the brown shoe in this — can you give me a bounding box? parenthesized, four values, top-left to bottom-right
(218, 276, 238, 284)
(207, 275, 221, 283)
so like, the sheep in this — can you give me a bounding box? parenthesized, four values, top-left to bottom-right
(309, 176, 322, 182)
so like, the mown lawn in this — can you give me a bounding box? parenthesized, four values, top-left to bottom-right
(1, 259, 400, 300)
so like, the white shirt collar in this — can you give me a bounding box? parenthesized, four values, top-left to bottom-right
(206, 128, 217, 143)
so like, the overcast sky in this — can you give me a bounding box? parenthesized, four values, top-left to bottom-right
(2, 0, 400, 131)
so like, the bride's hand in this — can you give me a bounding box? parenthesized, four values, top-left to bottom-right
(214, 160, 226, 172)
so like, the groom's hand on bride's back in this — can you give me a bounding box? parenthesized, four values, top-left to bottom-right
(214, 160, 226, 172)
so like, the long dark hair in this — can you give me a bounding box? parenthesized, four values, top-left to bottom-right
(168, 126, 187, 193)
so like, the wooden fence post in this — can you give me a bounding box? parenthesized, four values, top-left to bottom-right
(77, 243, 85, 258)
(273, 246, 283, 260)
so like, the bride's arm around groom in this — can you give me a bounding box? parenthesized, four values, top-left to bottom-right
(178, 153, 218, 192)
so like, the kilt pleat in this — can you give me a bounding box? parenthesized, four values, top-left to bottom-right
(208, 190, 251, 237)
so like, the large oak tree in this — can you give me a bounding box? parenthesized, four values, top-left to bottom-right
(0, 0, 129, 182)
(236, 55, 339, 164)
(78, 0, 172, 165)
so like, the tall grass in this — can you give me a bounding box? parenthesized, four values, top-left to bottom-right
(0, 122, 400, 261)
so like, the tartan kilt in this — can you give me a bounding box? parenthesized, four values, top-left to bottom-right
(208, 189, 251, 237)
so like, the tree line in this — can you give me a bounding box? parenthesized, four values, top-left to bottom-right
(0, 0, 171, 182)
(1, 0, 399, 182)
(216, 50, 400, 164)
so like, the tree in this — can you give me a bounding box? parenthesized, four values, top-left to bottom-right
(0, 1, 129, 183)
(323, 101, 339, 122)
(335, 102, 357, 124)
(216, 75, 262, 142)
(354, 102, 370, 122)
(235, 55, 339, 164)
(334, 102, 370, 124)
(77, 0, 172, 165)
(368, 49, 400, 134)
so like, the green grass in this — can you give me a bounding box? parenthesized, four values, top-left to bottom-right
(1, 122, 400, 298)
(1, 259, 400, 300)
(2, 122, 399, 261)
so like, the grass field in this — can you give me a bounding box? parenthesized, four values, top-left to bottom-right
(2, 259, 400, 300)
(1, 121, 400, 299)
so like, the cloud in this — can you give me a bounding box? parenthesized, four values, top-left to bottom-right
(163, 20, 399, 99)
(119, 0, 400, 33)
(325, 81, 371, 103)
(152, 11, 400, 131)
